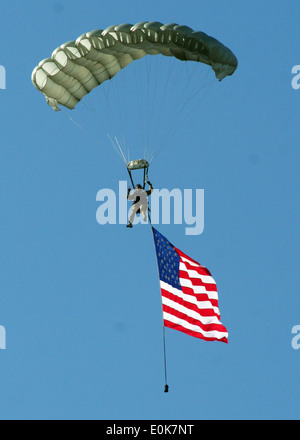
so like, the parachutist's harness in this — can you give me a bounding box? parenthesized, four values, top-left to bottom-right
(126, 159, 152, 221)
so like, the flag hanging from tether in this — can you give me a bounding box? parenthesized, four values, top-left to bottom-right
(151, 227, 228, 391)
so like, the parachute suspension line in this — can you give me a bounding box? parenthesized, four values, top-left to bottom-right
(61, 93, 129, 169)
(134, 61, 147, 157)
(149, 57, 176, 153)
(148, 150, 154, 167)
(146, 55, 175, 164)
(99, 84, 129, 165)
(132, 57, 155, 166)
(152, 61, 198, 157)
(81, 90, 111, 138)
(80, 83, 128, 166)
(138, 57, 188, 167)
(177, 62, 215, 115)
(106, 134, 128, 167)
(137, 56, 156, 165)
(146, 55, 158, 156)
(149, 66, 215, 165)
(60, 107, 130, 169)
(60, 108, 87, 132)
(142, 56, 150, 155)
(150, 224, 169, 393)
(79, 73, 132, 169)
(149, 56, 185, 155)
(60, 108, 112, 153)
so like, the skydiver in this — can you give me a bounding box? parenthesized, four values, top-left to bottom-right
(126, 181, 153, 228)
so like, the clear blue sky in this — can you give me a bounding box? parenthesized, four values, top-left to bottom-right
(1, 0, 300, 420)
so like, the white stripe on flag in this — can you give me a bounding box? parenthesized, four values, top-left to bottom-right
(162, 296, 222, 326)
(179, 256, 199, 267)
(179, 277, 219, 300)
(163, 311, 228, 341)
(160, 280, 220, 315)
(179, 263, 216, 284)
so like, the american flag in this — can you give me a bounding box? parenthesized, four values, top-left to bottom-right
(152, 227, 228, 343)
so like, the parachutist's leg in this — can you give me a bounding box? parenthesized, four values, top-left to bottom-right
(129, 204, 139, 225)
(129, 209, 135, 225)
(140, 207, 147, 222)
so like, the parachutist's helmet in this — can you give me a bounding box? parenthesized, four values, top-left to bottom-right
(136, 184, 142, 189)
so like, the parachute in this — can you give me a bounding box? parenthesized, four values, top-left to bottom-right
(31, 22, 238, 112)
(32, 22, 238, 183)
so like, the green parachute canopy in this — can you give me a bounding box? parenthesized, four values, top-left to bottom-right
(31, 21, 238, 111)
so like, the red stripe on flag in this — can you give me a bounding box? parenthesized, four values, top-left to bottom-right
(163, 304, 228, 335)
(178, 286, 220, 311)
(161, 288, 220, 319)
(163, 319, 228, 343)
(179, 271, 218, 291)
(174, 247, 212, 274)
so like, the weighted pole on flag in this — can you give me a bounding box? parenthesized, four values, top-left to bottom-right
(150, 224, 169, 393)
(163, 326, 169, 393)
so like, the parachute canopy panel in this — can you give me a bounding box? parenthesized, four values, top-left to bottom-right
(31, 22, 238, 111)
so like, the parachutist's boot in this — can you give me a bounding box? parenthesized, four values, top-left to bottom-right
(126, 222, 133, 228)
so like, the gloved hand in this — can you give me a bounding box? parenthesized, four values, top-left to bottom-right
(147, 181, 152, 185)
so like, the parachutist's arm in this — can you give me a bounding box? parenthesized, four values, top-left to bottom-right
(127, 189, 136, 201)
(146, 181, 153, 196)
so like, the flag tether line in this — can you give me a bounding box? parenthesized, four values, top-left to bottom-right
(149, 221, 169, 393)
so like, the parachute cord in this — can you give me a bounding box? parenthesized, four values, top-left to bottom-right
(106, 134, 128, 167)
(149, 57, 177, 154)
(150, 224, 169, 393)
(149, 76, 215, 166)
(59, 108, 127, 167)
(148, 63, 215, 166)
